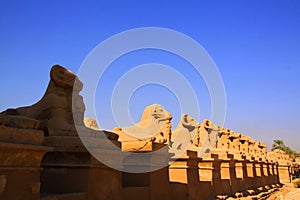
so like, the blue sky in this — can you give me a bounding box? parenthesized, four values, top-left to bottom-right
(1, 0, 299, 151)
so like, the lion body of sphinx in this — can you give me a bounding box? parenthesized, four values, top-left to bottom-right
(112, 104, 172, 144)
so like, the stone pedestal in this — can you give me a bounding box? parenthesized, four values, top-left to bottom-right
(199, 153, 233, 197)
(122, 141, 172, 200)
(41, 136, 123, 200)
(220, 158, 231, 195)
(209, 154, 223, 196)
(0, 119, 52, 200)
(278, 164, 291, 183)
(273, 163, 280, 184)
(254, 161, 263, 187)
(0, 142, 51, 200)
(268, 161, 279, 185)
(245, 160, 256, 189)
(230, 159, 245, 193)
(169, 150, 202, 200)
(169, 159, 189, 184)
(235, 160, 244, 180)
(261, 162, 269, 186)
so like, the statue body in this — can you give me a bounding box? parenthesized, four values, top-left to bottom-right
(1, 65, 117, 140)
(170, 114, 200, 158)
(112, 104, 172, 144)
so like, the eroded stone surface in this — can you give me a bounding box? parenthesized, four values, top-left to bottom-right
(0, 125, 44, 145)
(0, 111, 44, 146)
(170, 114, 200, 157)
(112, 104, 172, 144)
(0, 175, 6, 194)
(0, 115, 39, 129)
(84, 118, 99, 130)
(217, 128, 231, 150)
(1, 65, 118, 141)
(268, 149, 291, 165)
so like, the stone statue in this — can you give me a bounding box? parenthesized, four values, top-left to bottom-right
(112, 104, 172, 144)
(169, 114, 200, 157)
(267, 149, 291, 165)
(1, 65, 118, 140)
(199, 119, 220, 148)
(247, 138, 256, 159)
(217, 128, 231, 150)
(239, 135, 252, 157)
(228, 132, 241, 152)
(253, 141, 267, 160)
(84, 118, 100, 130)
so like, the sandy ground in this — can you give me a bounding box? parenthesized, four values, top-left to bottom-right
(267, 183, 300, 200)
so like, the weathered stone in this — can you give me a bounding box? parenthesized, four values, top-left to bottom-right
(41, 193, 87, 200)
(84, 118, 99, 130)
(0, 175, 6, 194)
(0, 142, 51, 200)
(228, 132, 241, 150)
(0, 125, 44, 145)
(170, 114, 200, 158)
(1, 65, 118, 141)
(1, 65, 83, 136)
(112, 104, 172, 144)
(247, 138, 256, 160)
(267, 149, 291, 165)
(200, 119, 220, 148)
(31, 182, 41, 194)
(0, 114, 39, 129)
(216, 128, 231, 150)
(240, 135, 252, 156)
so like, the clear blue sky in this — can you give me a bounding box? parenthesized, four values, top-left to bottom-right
(1, 0, 299, 151)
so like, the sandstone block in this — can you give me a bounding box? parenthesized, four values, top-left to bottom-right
(0, 115, 39, 129)
(0, 125, 44, 145)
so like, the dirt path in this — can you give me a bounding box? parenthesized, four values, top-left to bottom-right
(267, 183, 300, 200)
